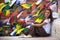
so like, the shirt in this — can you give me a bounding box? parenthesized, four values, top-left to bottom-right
(43, 19, 51, 34)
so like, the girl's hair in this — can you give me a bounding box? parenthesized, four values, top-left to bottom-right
(45, 9, 53, 23)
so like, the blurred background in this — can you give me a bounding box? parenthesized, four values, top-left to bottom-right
(0, 0, 60, 40)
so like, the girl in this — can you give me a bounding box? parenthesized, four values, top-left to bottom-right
(28, 9, 53, 37)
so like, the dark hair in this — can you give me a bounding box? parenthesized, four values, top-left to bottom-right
(46, 9, 53, 23)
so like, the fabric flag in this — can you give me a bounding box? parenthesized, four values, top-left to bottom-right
(9, 0, 16, 7)
(23, 22, 34, 33)
(21, 4, 32, 9)
(0, 3, 4, 7)
(36, 0, 42, 5)
(38, 14, 45, 19)
(16, 24, 22, 29)
(50, 0, 53, 2)
(35, 18, 43, 23)
(50, 1, 58, 11)
(16, 28, 24, 35)
(16, 0, 26, 6)
(0, 4, 7, 13)
(23, 27, 29, 33)
(5, 10, 10, 18)
(35, 13, 45, 23)
(34, 10, 41, 16)
(10, 29, 18, 36)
